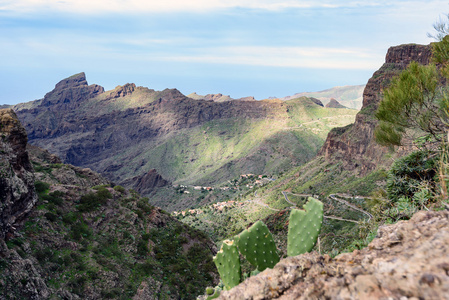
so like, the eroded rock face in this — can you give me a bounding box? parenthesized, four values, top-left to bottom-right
(325, 98, 346, 109)
(219, 210, 449, 299)
(0, 109, 37, 240)
(318, 44, 432, 174)
(39, 72, 104, 108)
(131, 169, 170, 195)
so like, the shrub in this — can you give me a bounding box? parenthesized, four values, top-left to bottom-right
(44, 212, 58, 222)
(77, 188, 111, 212)
(113, 185, 126, 194)
(69, 221, 92, 241)
(386, 150, 437, 202)
(34, 181, 50, 195)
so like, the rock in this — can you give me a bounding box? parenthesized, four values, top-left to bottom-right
(39, 72, 104, 109)
(325, 98, 346, 109)
(0, 108, 37, 240)
(309, 97, 324, 107)
(318, 43, 432, 174)
(123, 169, 170, 195)
(110, 83, 136, 98)
(218, 210, 449, 299)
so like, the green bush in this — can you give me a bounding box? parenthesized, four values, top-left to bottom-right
(44, 212, 58, 222)
(69, 221, 92, 241)
(77, 188, 112, 212)
(386, 150, 437, 202)
(113, 185, 126, 194)
(34, 181, 50, 195)
(42, 191, 64, 206)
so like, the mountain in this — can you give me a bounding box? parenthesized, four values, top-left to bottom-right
(12, 74, 358, 210)
(280, 85, 365, 110)
(325, 98, 347, 109)
(319, 43, 432, 175)
(0, 108, 218, 299)
(178, 43, 437, 264)
(187, 92, 255, 102)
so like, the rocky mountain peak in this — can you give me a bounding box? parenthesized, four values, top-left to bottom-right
(0, 109, 37, 240)
(110, 83, 136, 98)
(325, 98, 346, 108)
(385, 43, 432, 66)
(309, 97, 324, 107)
(40, 72, 104, 108)
(54, 72, 88, 90)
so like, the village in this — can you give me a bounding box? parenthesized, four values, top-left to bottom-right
(172, 174, 275, 217)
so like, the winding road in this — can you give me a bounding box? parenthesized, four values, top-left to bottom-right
(281, 191, 373, 223)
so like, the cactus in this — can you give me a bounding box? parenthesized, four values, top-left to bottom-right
(213, 240, 241, 290)
(235, 220, 279, 272)
(287, 197, 323, 257)
(205, 287, 220, 300)
(211, 197, 324, 295)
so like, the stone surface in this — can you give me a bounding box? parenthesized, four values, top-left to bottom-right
(39, 72, 104, 109)
(0, 108, 37, 240)
(219, 210, 449, 299)
(122, 169, 170, 196)
(318, 43, 432, 174)
(325, 98, 346, 109)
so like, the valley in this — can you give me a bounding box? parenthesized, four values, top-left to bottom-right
(10, 74, 358, 210)
(2, 37, 449, 299)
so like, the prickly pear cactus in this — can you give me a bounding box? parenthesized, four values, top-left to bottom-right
(287, 197, 323, 256)
(213, 240, 241, 290)
(235, 220, 279, 272)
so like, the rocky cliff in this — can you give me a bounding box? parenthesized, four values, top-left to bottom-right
(318, 44, 432, 174)
(122, 169, 171, 196)
(0, 108, 37, 240)
(219, 210, 449, 299)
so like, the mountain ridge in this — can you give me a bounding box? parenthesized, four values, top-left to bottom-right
(12, 75, 358, 210)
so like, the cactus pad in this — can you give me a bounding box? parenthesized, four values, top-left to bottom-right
(287, 197, 323, 257)
(235, 220, 279, 271)
(213, 240, 241, 290)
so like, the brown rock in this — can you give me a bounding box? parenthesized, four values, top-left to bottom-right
(0, 109, 37, 240)
(325, 98, 346, 109)
(318, 44, 432, 174)
(123, 169, 170, 196)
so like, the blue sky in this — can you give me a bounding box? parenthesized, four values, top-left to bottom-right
(0, 0, 447, 105)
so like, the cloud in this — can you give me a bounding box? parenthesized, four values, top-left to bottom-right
(160, 46, 381, 70)
(0, 0, 407, 14)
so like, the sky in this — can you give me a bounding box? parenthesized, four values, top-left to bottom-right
(0, 0, 447, 105)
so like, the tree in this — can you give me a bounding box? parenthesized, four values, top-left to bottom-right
(374, 34, 449, 148)
(427, 13, 449, 42)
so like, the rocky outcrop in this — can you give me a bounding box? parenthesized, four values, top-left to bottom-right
(309, 97, 324, 107)
(325, 98, 346, 109)
(318, 44, 432, 174)
(123, 169, 171, 195)
(27, 144, 111, 188)
(219, 210, 449, 299)
(109, 83, 136, 98)
(0, 109, 37, 240)
(39, 72, 104, 109)
(187, 93, 256, 102)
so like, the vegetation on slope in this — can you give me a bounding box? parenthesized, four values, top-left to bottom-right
(1, 148, 218, 300)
